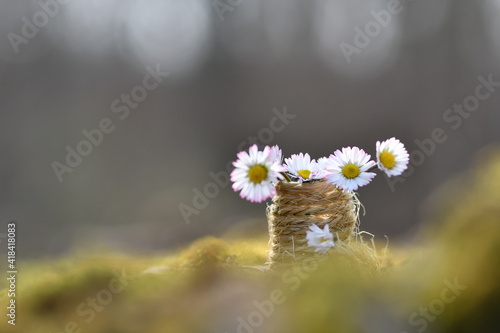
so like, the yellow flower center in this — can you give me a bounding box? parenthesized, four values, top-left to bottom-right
(320, 236, 330, 243)
(342, 163, 360, 179)
(297, 169, 311, 180)
(379, 151, 396, 169)
(248, 164, 268, 183)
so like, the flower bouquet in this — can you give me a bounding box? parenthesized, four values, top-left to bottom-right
(230, 138, 409, 267)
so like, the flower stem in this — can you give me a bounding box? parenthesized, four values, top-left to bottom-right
(281, 172, 292, 182)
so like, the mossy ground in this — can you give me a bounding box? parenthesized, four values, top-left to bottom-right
(2, 148, 500, 333)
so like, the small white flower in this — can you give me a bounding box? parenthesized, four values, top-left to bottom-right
(306, 224, 335, 254)
(269, 145, 283, 164)
(325, 146, 376, 192)
(376, 137, 409, 177)
(315, 156, 332, 179)
(231, 145, 285, 203)
(284, 153, 322, 182)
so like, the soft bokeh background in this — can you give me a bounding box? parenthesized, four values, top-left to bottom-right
(1, 0, 499, 258)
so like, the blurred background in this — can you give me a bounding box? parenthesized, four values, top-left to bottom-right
(1, 0, 499, 258)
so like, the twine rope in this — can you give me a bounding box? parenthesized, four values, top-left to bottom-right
(266, 179, 359, 266)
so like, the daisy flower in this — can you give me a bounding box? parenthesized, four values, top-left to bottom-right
(376, 138, 409, 177)
(284, 153, 321, 182)
(315, 156, 332, 179)
(306, 224, 335, 254)
(231, 145, 285, 203)
(269, 145, 283, 164)
(325, 146, 376, 192)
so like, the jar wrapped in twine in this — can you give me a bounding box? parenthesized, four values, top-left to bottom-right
(266, 179, 358, 267)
